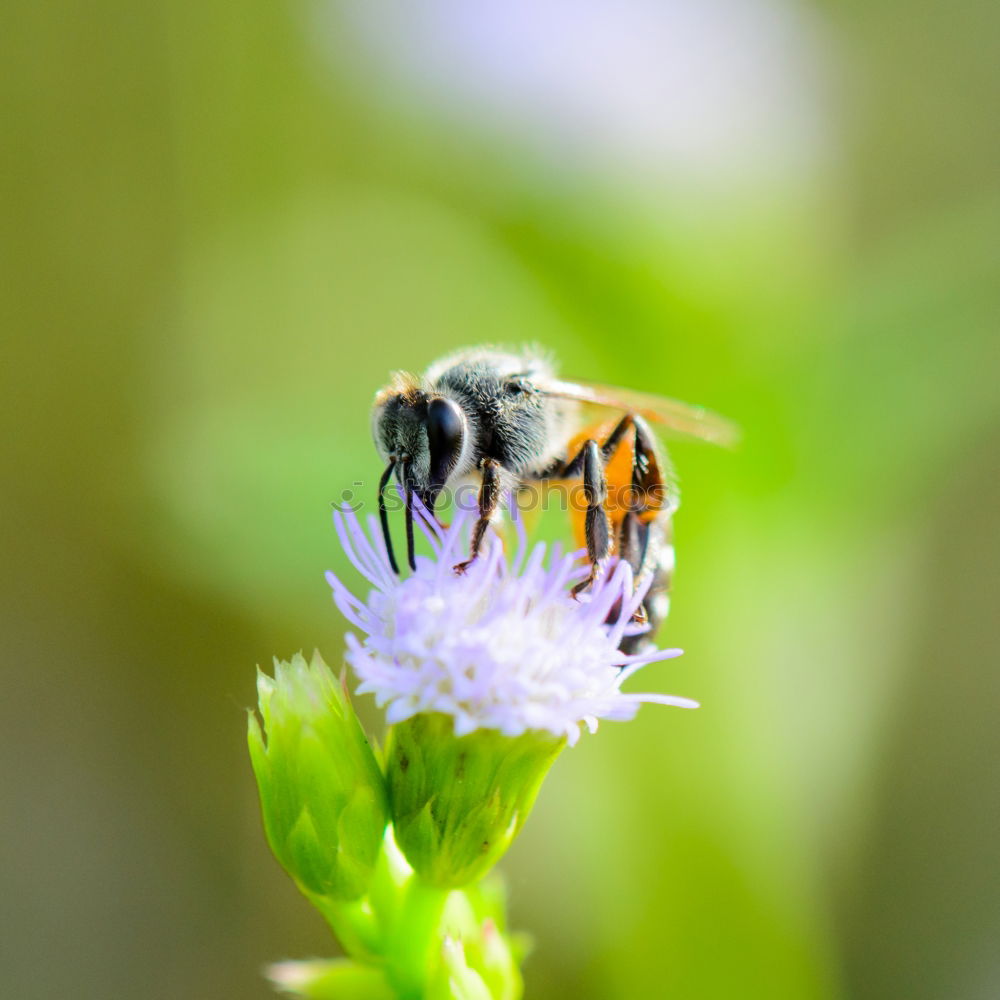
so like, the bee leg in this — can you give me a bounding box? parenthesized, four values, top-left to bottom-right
(570, 440, 611, 597)
(620, 418, 676, 654)
(621, 424, 654, 625)
(556, 413, 634, 479)
(454, 458, 501, 575)
(631, 415, 675, 615)
(630, 416, 665, 497)
(548, 417, 633, 596)
(601, 509, 639, 626)
(617, 509, 649, 625)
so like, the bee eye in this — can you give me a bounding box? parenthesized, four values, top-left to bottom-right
(427, 397, 465, 488)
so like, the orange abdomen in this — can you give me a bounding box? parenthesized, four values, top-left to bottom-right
(564, 420, 668, 551)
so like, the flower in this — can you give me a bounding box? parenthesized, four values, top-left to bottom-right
(326, 500, 697, 886)
(326, 501, 696, 747)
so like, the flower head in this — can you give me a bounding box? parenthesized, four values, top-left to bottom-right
(326, 501, 696, 746)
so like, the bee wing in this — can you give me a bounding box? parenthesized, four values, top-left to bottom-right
(544, 378, 740, 448)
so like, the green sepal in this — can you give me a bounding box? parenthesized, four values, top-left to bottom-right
(386, 713, 564, 888)
(248, 651, 389, 902)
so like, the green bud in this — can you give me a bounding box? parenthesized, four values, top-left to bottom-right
(386, 713, 564, 888)
(267, 959, 394, 1000)
(429, 939, 494, 1000)
(248, 651, 388, 901)
(438, 880, 524, 1000)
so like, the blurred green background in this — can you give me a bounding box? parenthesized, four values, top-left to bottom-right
(3, 1, 998, 998)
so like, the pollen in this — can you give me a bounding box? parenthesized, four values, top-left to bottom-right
(373, 370, 423, 407)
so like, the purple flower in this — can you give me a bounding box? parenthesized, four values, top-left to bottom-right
(326, 503, 696, 746)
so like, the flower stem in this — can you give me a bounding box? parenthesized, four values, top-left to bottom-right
(307, 893, 382, 964)
(386, 874, 450, 999)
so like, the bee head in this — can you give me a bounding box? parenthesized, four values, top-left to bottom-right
(371, 373, 468, 522)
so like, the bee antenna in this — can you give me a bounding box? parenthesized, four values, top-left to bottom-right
(378, 459, 400, 575)
(403, 460, 417, 572)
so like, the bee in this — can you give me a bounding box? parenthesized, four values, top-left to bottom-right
(371, 346, 735, 653)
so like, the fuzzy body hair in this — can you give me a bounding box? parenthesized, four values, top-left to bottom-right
(372, 346, 578, 500)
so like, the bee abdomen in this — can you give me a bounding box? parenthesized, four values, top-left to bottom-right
(643, 534, 674, 634)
